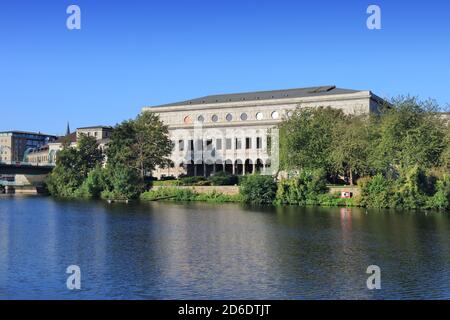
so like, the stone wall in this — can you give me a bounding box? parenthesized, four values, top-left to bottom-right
(328, 185, 360, 197)
(151, 185, 240, 195)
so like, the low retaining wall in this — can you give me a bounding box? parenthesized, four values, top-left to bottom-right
(151, 185, 240, 195)
(328, 185, 360, 197)
(152, 185, 360, 197)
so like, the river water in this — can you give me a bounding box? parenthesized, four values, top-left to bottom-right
(0, 196, 449, 299)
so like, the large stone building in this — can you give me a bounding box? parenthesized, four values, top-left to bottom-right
(0, 131, 57, 163)
(143, 85, 385, 178)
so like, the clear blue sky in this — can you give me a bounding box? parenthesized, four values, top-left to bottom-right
(1, 0, 449, 135)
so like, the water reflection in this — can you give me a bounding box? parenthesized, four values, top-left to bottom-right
(0, 197, 449, 299)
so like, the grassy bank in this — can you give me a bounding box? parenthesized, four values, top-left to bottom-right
(140, 187, 242, 203)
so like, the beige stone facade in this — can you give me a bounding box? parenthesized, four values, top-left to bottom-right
(143, 86, 384, 178)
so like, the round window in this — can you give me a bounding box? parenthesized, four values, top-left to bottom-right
(240, 113, 248, 121)
(287, 110, 293, 118)
(197, 115, 204, 122)
(271, 111, 279, 119)
(211, 115, 218, 122)
(256, 112, 264, 120)
(184, 116, 192, 124)
(226, 113, 233, 122)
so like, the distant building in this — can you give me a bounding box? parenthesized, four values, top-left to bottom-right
(143, 85, 386, 178)
(26, 145, 51, 165)
(27, 126, 113, 165)
(0, 131, 57, 163)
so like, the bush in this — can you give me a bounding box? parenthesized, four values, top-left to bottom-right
(392, 166, 429, 209)
(141, 187, 197, 201)
(76, 166, 107, 198)
(239, 175, 277, 204)
(179, 176, 207, 186)
(358, 174, 393, 208)
(275, 169, 328, 205)
(316, 193, 356, 207)
(103, 165, 143, 200)
(195, 191, 242, 203)
(208, 172, 239, 186)
(426, 175, 450, 210)
(140, 187, 241, 202)
(152, 180, 181, 186)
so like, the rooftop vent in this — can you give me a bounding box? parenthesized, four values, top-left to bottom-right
(308, 85, 336, 93)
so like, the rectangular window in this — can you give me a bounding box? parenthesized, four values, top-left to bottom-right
(246, 137, 251, 149)
(179, 140, 184, 151)
(206, 139, 213, 151)
(216, 139, 222, 150)
(188, 140, 194, 151)
(256, 137, 262, 149)
(226, 138, 232, 150)
(235, 138, 242, 150)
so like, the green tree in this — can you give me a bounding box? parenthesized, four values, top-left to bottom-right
(240, 175, 277, 204)
(370, 96, 446, 175)
(279, 107, 346, 173)
(77, 134, 104, 178)
(441, 127, 450, 170)
(107, 112, 173, 179)
(329, 115, 371, 185)
(46, 135, 104, 197)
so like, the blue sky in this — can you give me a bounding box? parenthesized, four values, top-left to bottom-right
(1, 0, 449, 135)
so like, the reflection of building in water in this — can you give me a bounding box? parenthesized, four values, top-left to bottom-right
(340, 208, 353, 232)
(143, 86, 385, 178)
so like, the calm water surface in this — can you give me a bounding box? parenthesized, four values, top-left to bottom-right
(0, 196, 449, 299)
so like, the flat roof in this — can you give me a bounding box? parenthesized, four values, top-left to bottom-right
(77, 125, 113, 130)
(147, 85, 362, 108)
(0, 130, 57, 137)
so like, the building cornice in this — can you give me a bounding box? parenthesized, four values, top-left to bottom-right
(142, 91, 373, 114)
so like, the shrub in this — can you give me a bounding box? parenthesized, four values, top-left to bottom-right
(393, 166, 429, 209)
(239, 174, 277, 204)
(358, 174, 393, 208)
(103, 165, 143, 200)
(275, 169, 328, 205)
(152, 180, 181, 186)
(316, 193, 356, 207)
(426, 175, 450, 210)
(140, 187, 197, 201)
(76, 166, 107, 198)
(208, 172, 239, 186)
(179, 176, 207, 186)
(195, 191, 242, 203)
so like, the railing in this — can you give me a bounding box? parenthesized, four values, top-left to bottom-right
(0, 161, 55, 167)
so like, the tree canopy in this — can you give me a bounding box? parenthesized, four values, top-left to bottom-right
(279, 97, 449, 185)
